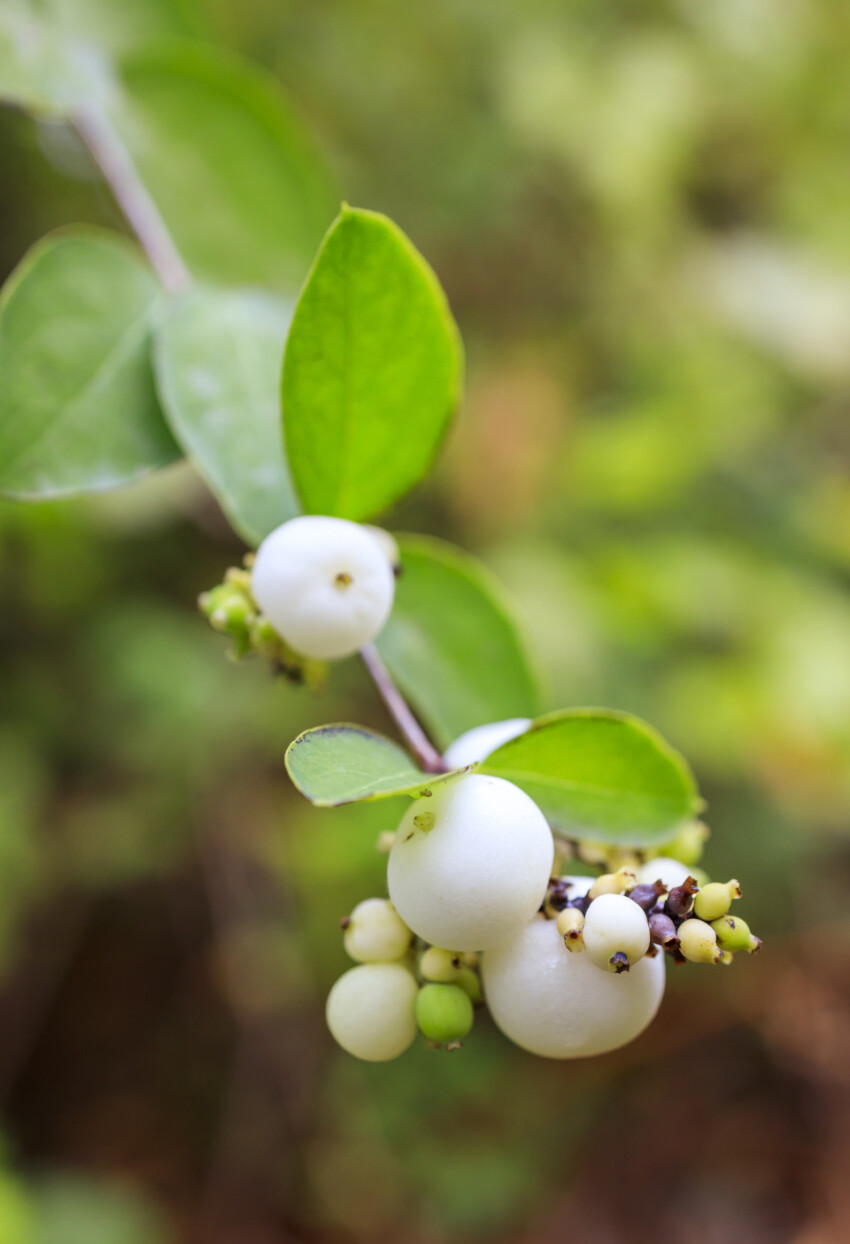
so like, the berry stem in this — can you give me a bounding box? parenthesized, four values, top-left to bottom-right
(73, 105, 191, 294)
(360, 643, 448, 774)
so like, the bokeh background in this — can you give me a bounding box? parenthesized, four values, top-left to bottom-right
(2, 1, 850, 1241)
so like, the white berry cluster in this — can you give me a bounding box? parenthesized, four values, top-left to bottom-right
(200, 515, 399, 668)
(325, 721, 765, 1063)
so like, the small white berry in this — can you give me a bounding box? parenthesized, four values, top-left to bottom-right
(343, 898, 411, 963)
(387, 774, 554, 951)
(326, 963, 418, 1061)
(583, 892, 650, 973)
(635, 856, 693, 892)
(251, 516, 395, 660)
(442, 718, 532, 770)
(482, 915, 665, 1058)
(363, 525, 400, 572)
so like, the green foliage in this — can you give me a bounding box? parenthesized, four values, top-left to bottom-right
(0, 1170, 35, 1244)
(154, 284, 298, 544)
(0, 229, 178, 499)
(482, 710, 700, 846)
(283, 206, 463, 520)
(285, 725, 466, 806)
(110, 43, 336, 289)
(376, 535, 540, 749)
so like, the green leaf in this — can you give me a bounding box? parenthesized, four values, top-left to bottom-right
(0, 0, 198, 114)
(110, 43, 336, 290)
(154, 284, 298, 545)
(481, 709, 701, 846)
(283, 206, 463, 520)
(285, 724, 467, 807)
(375, 535, 540, 749)
(0, 228, 179, 499)
(0, 2, 107, 114)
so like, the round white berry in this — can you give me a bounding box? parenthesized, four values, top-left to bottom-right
(251, 516, 395, 660)
(343, 898, 411, 963)
(583, 892, 650, 973)
(442, 718, 532, 770)
(363, 525, 400, 572)
(635, 856, 692, 892)
(482, 915, 665, 1058)
(387, 774, 554, 952)
(325, 963, 418, 1061)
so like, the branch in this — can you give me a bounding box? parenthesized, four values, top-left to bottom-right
(360, 643, 448, 774)
(73, 105, 191, 294)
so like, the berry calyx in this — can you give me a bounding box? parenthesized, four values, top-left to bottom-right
(416, 983, 474, 1044)
(251, 516, 395, 660)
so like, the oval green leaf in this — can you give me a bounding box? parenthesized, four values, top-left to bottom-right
(285, 724, 467, 807)
(375, 535, 541, 750)
(154, 284, 298, 545)
(282, 206, 463, 521)
(110, 43, 336, 290)
(481, 709, 701, 846)
(0, 228, 179, 499)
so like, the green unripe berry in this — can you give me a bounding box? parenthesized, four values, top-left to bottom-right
(693, 880, 741, 922)
(678, 918, 723, 964)
(416, 983, 474, 1043)
(711, 914, 761, 954)
(454, 966, 483, 1003)
(419, 946, 462, 982)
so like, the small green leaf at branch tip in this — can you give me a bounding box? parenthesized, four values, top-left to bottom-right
(481, 708, 700, 847)
(285, 724, 471, 807)
(283, 206, 463, 521)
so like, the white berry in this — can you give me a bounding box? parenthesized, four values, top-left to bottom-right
(387, 774, 554, 951)
(251, 516, 395, 660)
(325, 963, 418, 1061)
(636, 856, 692, 892)
(343, 898, 411, 963)
(442, 718, 531, 770)
(482, 915, 665, 1058)
(583, 892, 650, 973)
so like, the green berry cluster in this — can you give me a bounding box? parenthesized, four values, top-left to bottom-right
(198, 561, 326, 688)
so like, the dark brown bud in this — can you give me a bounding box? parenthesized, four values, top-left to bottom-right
(649, 911, 680, 950)
(665, 877, 698, 919)
(628, 882, 665, 912)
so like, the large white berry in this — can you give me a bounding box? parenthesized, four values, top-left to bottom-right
(251, 516, 395, 660)
(387, 774, 554, 952)
(343, 898, 411, 963)
(482, 915, 665, 1058)
(325, 963, 418, 1061)
(442, 718, 532, 770)
(583, 892, 650, 973)
(636, 856, 692, 892)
